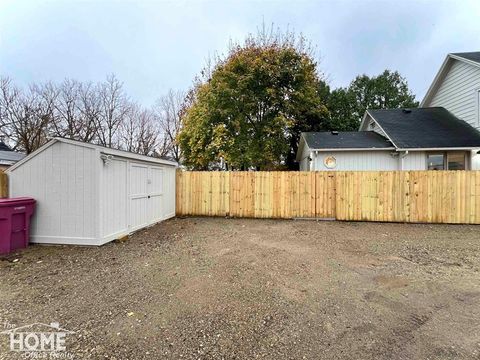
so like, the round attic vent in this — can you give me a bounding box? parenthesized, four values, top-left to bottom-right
(324, 156, 337, 169)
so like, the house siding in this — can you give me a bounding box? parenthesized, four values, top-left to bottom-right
(314, 151, 398, 171)
(402, 152, 426, 170)
(427, 59, 480, 130)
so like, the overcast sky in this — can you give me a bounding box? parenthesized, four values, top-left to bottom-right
(0, 0, 479, 106)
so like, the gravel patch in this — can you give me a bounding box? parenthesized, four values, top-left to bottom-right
(1, 217, 479, 359)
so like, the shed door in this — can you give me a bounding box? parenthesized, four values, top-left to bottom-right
(129, 163, 150, 231)
(129, 163, 165, 232)
(148, 166, 164, 224)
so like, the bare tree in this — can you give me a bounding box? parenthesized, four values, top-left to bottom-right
(0, 76, 187, 158)
(0, 77, 16, 141)
(120, 104, 159, 156)
(96, 75, 129, 148)
(0, 78, 52, 153)
(154, 89, 185, 162)
(77, 82, 101, 142)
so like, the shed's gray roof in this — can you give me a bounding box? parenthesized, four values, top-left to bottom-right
(303, 131, 393, 150)
(452, 52, 480, 64)
(367, 107, 480, 149)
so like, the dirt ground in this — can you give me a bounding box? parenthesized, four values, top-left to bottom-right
(1, 218, 480, 359)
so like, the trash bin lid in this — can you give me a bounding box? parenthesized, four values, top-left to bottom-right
(0, 197, 36, 207)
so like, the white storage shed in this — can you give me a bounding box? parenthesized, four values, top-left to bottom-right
(6, 138, 177, 245)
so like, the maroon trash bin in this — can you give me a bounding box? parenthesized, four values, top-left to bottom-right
(0, 197, 36, 254)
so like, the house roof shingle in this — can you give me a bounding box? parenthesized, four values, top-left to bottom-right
(367, 107, 480, 149)
(451, 51, 480, 65)
(302, 131, 393, 150)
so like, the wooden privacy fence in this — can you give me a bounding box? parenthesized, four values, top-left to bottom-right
(176, 171, 480, 224)
(0, 171, 7, 198)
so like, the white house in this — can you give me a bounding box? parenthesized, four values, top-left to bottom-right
(297, 107, 480, 171)
(421, 51, 480, 167)
(297, 51, 480, 171)
(6, 138, 177, 245)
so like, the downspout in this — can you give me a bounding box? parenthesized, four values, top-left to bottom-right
(399, 150, 409, 170)
(310, 151, 316, 171)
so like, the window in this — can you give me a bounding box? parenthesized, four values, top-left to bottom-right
(447, 153, 466, 170)
(427, 153, 445, 170)
(427, 152, 468, 170)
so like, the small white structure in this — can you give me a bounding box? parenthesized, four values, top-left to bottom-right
(6, 138, 177, 245)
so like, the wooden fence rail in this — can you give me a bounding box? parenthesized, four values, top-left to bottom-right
(176, 170, 480, 224)
(0, 170, 7, 198)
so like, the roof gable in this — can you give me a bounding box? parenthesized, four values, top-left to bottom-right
(367, 107, 480, 149)
(421, 52, 480, 106)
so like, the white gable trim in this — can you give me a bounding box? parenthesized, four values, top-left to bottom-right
(296, 134, 307, 162)
(421, 53, 480, 107)
(5, 139, 58, 173)
(360, 111, 399, 149)
(449, 54, 480, 69)
(396, 147, 480, 151)
(311, 147, 395, 152)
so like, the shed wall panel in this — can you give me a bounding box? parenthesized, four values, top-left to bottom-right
(163, 166, 176, 218)
(8, 139, 177, 245)
(9, 142, 97, 243)
(100, 158, 128, 239)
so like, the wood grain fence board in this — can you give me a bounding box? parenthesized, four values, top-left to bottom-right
(176, 171, 480, 224)
(0, 171, 7, 198)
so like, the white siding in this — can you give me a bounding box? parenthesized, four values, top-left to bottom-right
(8, 139, 177, 246)
(99, 158, 177, 241)
(471, 150, 480, 170)
(428, 60, 480, 130)
(402, 152, 426, 170)
(314, 151, 398, 171)
(163, 166, 176, 218)
(9, 142, 98, 244)
(100, 158, 128, 240)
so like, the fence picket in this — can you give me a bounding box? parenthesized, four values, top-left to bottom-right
(175, 170, 480, 224)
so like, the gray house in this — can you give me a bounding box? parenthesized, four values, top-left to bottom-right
(297, 108, 480, 171)
(421, 52, 480, 130)
(297, 51, 480, 171)
(0, 141, 25, 170)
(421, 51, 480, 169)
